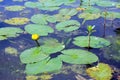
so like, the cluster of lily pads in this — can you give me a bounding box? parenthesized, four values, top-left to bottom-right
(0, 0, 119, 80)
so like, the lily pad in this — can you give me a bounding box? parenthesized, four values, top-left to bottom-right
(5, 5, 25, 11)
(0, 27, 23, 40)
(4, 17, 29, 25)
(25, 24, 54, 36)
(73, 36, 110, 48)
(20, 47, 49, 64)
(101, 11, 120, 20)
(26, 57, 62, 75)
(78, 13, 100, 24)
(59, 8, 78, 16)
(31, 14, 54, 24)
(59, 49, 98, 64)
(96, 1, 117, 7)
(56, 20, 80, 32)
(40, 38, 65, 55)
(24, 1, 40, 8)
(83, 7, 101, 13)
(86, 63, 113, 80)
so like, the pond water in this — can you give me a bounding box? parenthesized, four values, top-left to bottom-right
(0, 0, 120, 80)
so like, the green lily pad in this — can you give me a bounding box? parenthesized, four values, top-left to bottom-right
(96, 1, 117, 7)
(25, 24, 54, 36)
(101, 11, 120, 20)
(59, 8, 78, 16)
(20, 47, 49, 64)
(78, 13, 100, 24)
(86, 63, 113, 80)
(5, 5, 25, 11)
(73, 36, 110, 48)
(0, 27, 23, 40)
(24, 2, 40, 8)
(31, 14, 48, 25)
(56, 20, 80, 32)
(26, 57, 62, 75)
(54, 14, 71, 22)
(31, 14, 56, 24)
(59, 49, 98, 64)
(40, 38, 65, 55)
(83, 7, 101, 13)
(116, 4, 120, 8)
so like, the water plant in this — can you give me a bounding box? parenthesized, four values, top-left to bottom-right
(4, 17, 29, 25)
(0, 27, 23, 40)
(31, 34, 40, 47)
(86, 25, 96, 48)
(5, 5, 25, 11)
(73, 36, 110, 48)
(86, 63, 113, 80)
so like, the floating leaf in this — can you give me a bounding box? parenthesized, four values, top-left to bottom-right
(26, 57, 62, 75)
(25, 24, 54, 36)
(0, 27, 23, 40)
(24, 1, 40, 8)
(86, 63, 113, 80)
(101, 11, 120, 20)
(83, 7, 101, 13)
(31, 14, 48, 25)
(59, 8, 78, 16)
(5, 5, 25, 11)
(40, 38, 65, 55)
(73, 36, 110, 48)
(78, 13, 100, 24)
(116, 4, 120, 8)
(96, 1, 117, 7)
(20, 47, 49, 64)
(59, 49, 98, 64)
(4, 17, 29, 25)
(54, 14, 71, 22)
(56, 20, 80, 32)
(30, 14, 55, 24)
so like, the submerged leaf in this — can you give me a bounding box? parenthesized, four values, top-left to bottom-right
(73, 36, 110, 48)
(25, 24, 54, 36)
(0, 27, 23, 40)
(59, 49, 98, 64)
(56, 20, 80, 32)
(26, 57, 62, 75)
(86, 63, 113, 80)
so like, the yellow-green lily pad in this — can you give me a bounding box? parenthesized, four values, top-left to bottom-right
(5, 5, 25, 11)
(86, 63, 113, 80)
(4, 17, 29, 25)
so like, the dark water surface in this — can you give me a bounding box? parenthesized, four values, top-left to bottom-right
(0, 0, 120, 80)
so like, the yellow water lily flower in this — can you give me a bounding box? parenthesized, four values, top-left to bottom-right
(31, 34, 39, 40)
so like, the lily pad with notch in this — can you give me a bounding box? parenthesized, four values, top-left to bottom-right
(56, 20, 80, 32)
(25, 24, 54, 36)
(20, 47, 49, 64)
(0, 27, 23, 40)
(73, 36, 110, 48)
(59, 49, 98, 64)
(25, 57, 62, 75)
